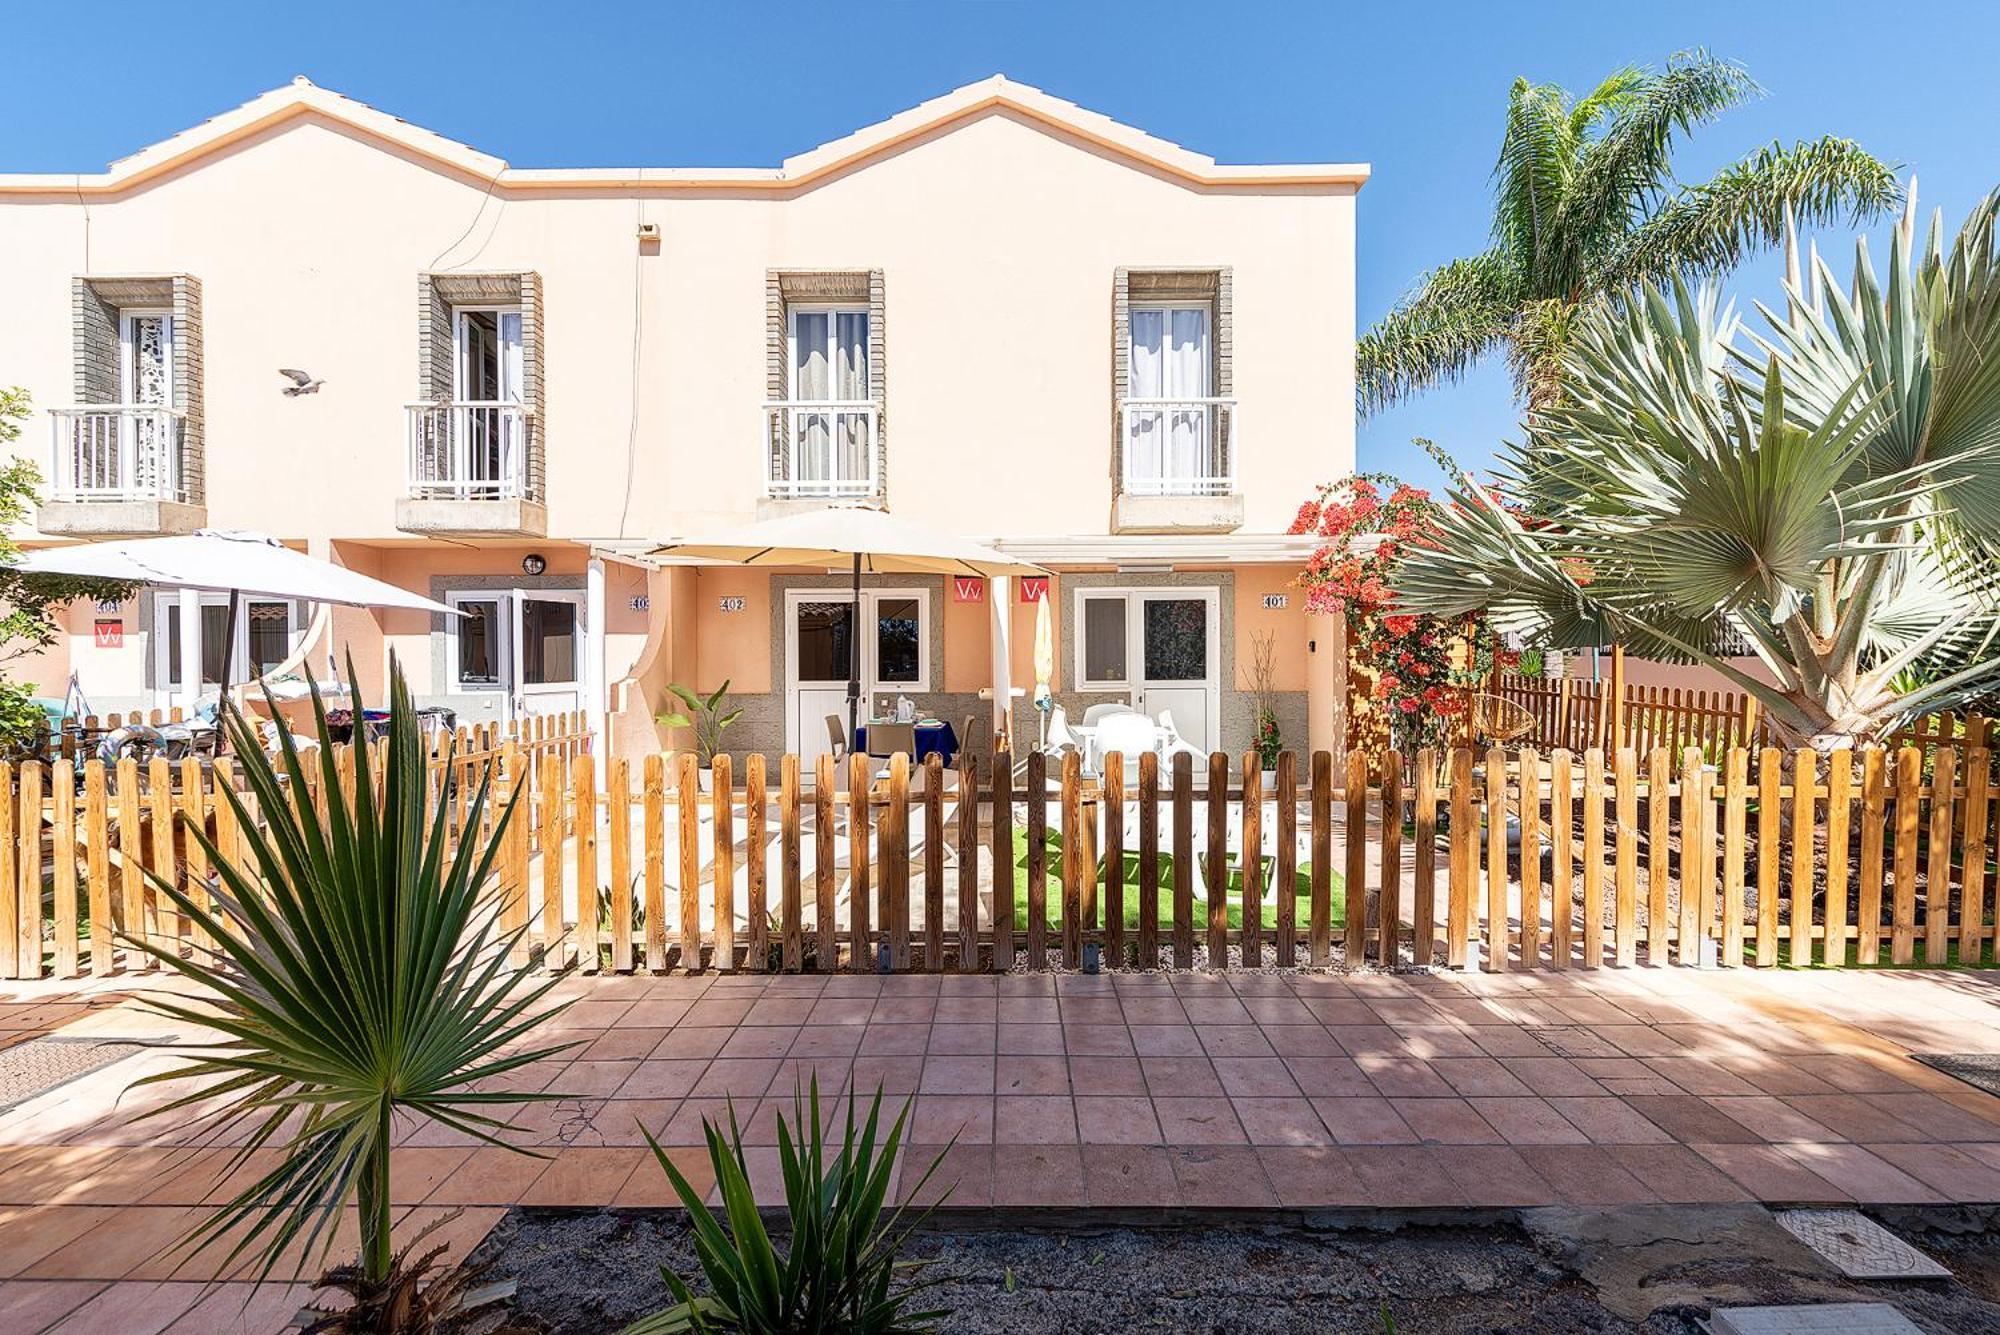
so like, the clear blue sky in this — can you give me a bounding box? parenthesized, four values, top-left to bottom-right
(7, 1, 1996, 492)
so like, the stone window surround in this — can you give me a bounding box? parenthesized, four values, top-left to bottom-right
(71, 274, 206, 504)
(765, 269, 888, 500)
(416, 271, 547, 503)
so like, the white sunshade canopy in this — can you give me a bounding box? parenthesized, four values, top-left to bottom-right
(13, 530, 459, 616)
(650, 506, 1048, 577)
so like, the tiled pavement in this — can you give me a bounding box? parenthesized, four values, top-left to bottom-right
(5, 963, 2000, 1329)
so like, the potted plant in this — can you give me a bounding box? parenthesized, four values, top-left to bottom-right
(660, 679, 743, 791)
(1248, 629, 1283, 783)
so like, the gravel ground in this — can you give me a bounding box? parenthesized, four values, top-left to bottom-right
(471, 1206, 2000, 1334)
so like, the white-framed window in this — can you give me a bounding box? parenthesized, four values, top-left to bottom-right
(442, 587, 586, 716)
(448, 592, 508, 692)
(151, 594, 301, 695)
(454, 307, 523, 404)
(1125, 301, 1229, 494)
(789, 304, 870, 403)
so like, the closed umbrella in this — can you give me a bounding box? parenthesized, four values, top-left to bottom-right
(1032, 590, 1055, 748)
(651, 506, 1045, 746)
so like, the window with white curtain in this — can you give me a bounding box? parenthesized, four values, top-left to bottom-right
(789, 306, 871, 486)
(1126, 303, 1215, 489)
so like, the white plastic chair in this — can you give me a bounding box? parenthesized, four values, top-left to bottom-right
(1045, 703, 1081, 757)
(1155, 708, 1203, 760)
(1082, 701, 1137, 728)
(1094, 711, 1162, 781)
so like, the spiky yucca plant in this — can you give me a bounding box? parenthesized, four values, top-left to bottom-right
(1394, 190, 2000, 747)
(126, 659, 575, 1317)
(625, 1080, 949, 1334)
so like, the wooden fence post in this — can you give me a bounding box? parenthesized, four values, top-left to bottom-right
(712, 754, 735, 972)
(957, 755, 979, 972)
(1378, 750, 1402, 967)
(1275, 751, 1297, 968)
(1138, 751, 1160, 966)
(1446, 748, 1473, 969)
(608, 756, 633, 973)
(1613, 748, 1637, 967)
(1104, 750, 1126, 966)
(1172, 752, 1195, 969)
(1345, 750, 1368, 964)
(1548, 749, 1573, 968)
(1824, 749, 1853, 966)
(746, 754, 769, 972)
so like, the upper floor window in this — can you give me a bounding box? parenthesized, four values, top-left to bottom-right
(120, 309, 176, 409)
(767, 284, 882, 500)
(457, 307, 523, 404)
(1124, 300, 1229, 496)
(406, 274, 542, 513)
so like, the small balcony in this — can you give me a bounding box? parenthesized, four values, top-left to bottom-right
(1113, 396, 1243, 533)
(41, 406, 204, 535)
(763, 400, 879, 511)
(398, 400, 546, 537)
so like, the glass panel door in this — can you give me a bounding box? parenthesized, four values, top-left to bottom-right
(789, 307, 870, 488)
(455, 308, 522, 493)
(1126, 305, 1212, 490)
(120, 310, 175, 496)
(514, 593, 582, 716)
(1138, 592, 1215, 754)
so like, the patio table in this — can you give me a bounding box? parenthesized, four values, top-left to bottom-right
(853, 719, 960, 766)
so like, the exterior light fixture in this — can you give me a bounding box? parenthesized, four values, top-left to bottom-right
(521, 553, 547, 576)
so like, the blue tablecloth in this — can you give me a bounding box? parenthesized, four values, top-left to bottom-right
(853, 720, 960, 765)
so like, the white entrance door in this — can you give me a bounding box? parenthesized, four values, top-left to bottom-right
(453, 307, 524, 495)
(445, 588, 586, 722)
(514, 591, 584, 718)
(786, 589, 930, 767)
(1075, 586, 1220, 753)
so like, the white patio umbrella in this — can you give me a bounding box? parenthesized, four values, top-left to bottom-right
(15, 530, 458, 750)
(1032, 590, 1055, 748)
(650, 506, 1046, 746)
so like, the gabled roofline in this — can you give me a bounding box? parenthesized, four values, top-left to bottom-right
(0, 74, 1369, 197)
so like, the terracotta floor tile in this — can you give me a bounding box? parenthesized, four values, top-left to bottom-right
(1545, 1097, 1673, 1145)
(1256, 1145, 1367, 1206)
(1077, 1096, 1161, 1145)
(1393, 1098, 1503, 1145)
(859, 1023, 930, 1055)
(1435, 1145, 1561, 1205)
(991, 1145, 1087, 1205)
(995, 1055, 1070, 1096)
(1500, 1056, 1604, 1096)
(997, 996, 1061, 1024)
(582, 1027, 669, 1061)
(1232, 1097, 1331, 1146)
(27, 1206, 199, 1281)
(1312, 1097, 1417, 1145)
(743, 998, 815, 1026)
(1063, 1026, 1136, 1057)
(1181, 998, 1253, 1025)
(1199, 1026, 1277, 1059)
(692, 1058, 781, 1099)
(912, 1096, 994, 1145)
(0, 1280, 106, 1333)
(1130, 1024, 1205, 1057)
(1784, 1095, 1931, 1144)
(1154, 1097, 1247, 1145)
(1432, 1058, 1534, 1097)
(1466, 1097, 1590, 1145)
(1343, 1145, 1466, 1206)
(1621, 1094, 1763, 1144)
(1865, 1091, 2000, 1142)
(1691, 1142, 1850, 1203)
(1515, 1146, 1659, 1205)
(1212, 1058, 1301, 1097)
(51, 1279, 204, 1334)
(994, 1096, 1077, 1144)
(1171, 1145, 1278, 1206)
(996, 1023, 1066, 1055)
(1142, 1056, 1224, 1097)
(849, 1056, 925, 1096)
(1613, 1143, 1753, 1202)
(901, 1143, 992, 1207)
(936, 996, 999, 1024)
(0, 1208, 122, 1279)
(517, 1147, 645, 1206)
(872, 997, 940, 1025)
(614, 1060, 707, 1100)
(1082, 1144, 1179, 1206)
(1283, 1056, 1373, 1097)
(920, 1055, 995, 1096)
(928, 1024, 998, 1056)
(651, 1028, 730, 1060)
(1262, 1025, 1346, 1058)
(1772, 1142, 1944, 1203)
(805, 998, 876, 1026)
(1354, 1055, 1454, 1098)
(161, 1280, 313, 1334)
(1071, 1055, 1147, 1095)
(1865, 1143, 2000, 1201)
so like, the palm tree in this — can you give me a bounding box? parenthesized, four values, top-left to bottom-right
(1392, 190, 2000, 748)
(1359, 50, 1900, 416)
(128, 662, 574, 1324)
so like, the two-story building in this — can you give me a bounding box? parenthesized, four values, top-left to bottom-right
(0, 76, 1365, 766)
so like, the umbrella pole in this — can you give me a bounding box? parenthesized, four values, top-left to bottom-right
(217, 588, 240, 759)
(847, 551, 861, 752)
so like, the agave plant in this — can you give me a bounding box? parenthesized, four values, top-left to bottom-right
(626, 1079, 949, 1334)
(125, 659, 575, 1316)
(1394, 188, 2000, 748)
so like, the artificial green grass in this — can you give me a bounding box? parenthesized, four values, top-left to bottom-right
(1757, 935, 1996, 970)
(1006, 828, 1345, 931)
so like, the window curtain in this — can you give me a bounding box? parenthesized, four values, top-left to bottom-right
(792, 310, 831, 482)
(1128, 308, 1165, 485)
(835, 311, 869, 484)
(1165, 308, 1211, 481)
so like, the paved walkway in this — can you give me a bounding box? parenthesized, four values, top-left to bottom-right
(4, 963, 2000, 1330)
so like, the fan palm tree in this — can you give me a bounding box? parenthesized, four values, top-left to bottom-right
(1359, 50, 1900, 416)
(126, 661, 574, 1320)
(1392, 190, 2000, 748)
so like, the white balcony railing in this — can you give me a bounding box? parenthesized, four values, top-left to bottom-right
(406, 401, 533, 501)
(1119, 396, 1236, 497)
(765, 400, 880, 499)
(48, 406, 187, 503)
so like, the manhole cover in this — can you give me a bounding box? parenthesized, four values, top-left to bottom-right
(0, 1036, 157, 1115)
(1711, 1303, 1923, 1334)
(1911, 1052, 2000, 1098)
(1774, 1209, 1950, 1281)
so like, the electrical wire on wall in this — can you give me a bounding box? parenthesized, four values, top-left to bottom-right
(426, 166, 507, 272)
(616, 181, 649, 538)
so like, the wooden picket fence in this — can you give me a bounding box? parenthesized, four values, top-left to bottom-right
(8, 730, 1996, 980)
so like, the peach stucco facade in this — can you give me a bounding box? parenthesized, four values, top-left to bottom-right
(0, 76, 1363, 761)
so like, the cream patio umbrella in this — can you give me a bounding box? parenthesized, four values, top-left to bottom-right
(649, 506, 1046, 747)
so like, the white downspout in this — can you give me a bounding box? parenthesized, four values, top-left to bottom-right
(586, 555, 608, 784)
